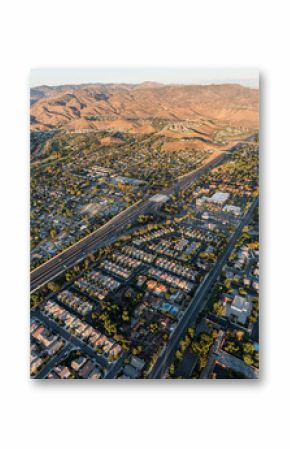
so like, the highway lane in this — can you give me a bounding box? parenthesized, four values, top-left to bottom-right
(149, 197, 258, 379)
(30, 157, 226, 291)
(31, 200, 152, 291)
(31, 137, 256, 292)
(161, 142, 244, 197)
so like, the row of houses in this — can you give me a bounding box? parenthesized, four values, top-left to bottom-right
(30, 319, 65, 376)
(154, 256, 197, 281)
(57, 290, 93, 316)
(47, 355, 103, 379)
(111, 252, 142, 269)
(100, 259, 132, 280)
(122, 245, 155, 263)
(148, 267, 194, 292)
(133, 227, 175, 246)
(42, 300, 122, 361)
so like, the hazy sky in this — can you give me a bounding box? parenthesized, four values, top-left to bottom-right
(30, 67, 259, 88)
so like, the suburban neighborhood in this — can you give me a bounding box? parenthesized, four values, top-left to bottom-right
(31, 127, 259, 379)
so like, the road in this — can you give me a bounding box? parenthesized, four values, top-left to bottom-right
(31, 199, 151, 292)
(32, 309, 109, 370)
(33, 343, 73, 379)
(32, 309, 129, 379)
(31, 138, 251, 292)
(149, 197, 258, 378)
(105, 352, 128, 379)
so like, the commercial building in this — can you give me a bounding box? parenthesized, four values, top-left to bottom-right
(223, 205, 242, 216)
(225, 295, 252, 325)
(197, 191, 230, 206)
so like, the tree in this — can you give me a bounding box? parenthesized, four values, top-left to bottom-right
(243, 354, 254, 366)
(243, 342, 255, 354)
(47, 281, 59, 293)
(31, 293, 42, 307)
(191, 341, 203, 355)
(169, 364, 175, 376)
(49, 228, 57, 239)
(187, 327, 195, 339)
(224, 279, 232, 290)
(122, 310, 129, 322)
(224, 341, 239, 354)
(213, 303, 224, 316)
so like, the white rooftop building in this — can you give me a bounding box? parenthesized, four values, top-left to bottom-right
(196, 191, 230, 207)
(223, 204, 242, 216)
(210, 192, 230, 204)
(149, 194, 170, 203)
(225, 295, 252, 325)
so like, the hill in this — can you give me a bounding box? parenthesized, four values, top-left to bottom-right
(30, 82, 259, 132)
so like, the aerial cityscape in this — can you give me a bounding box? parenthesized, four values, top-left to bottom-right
(30, 70, 259, 379)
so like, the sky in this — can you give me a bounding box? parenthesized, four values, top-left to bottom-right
(30, 67, 259, 88)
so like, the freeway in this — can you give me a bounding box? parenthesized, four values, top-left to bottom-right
(31, 199, 151, 292)
(149, 197, 258, 379)
(31, 137, 255, 292)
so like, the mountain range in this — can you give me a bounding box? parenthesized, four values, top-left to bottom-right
(30, 82, 259, 132)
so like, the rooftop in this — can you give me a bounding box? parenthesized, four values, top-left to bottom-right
(149, 194, 170, 203)
(210, 192, 230, 204)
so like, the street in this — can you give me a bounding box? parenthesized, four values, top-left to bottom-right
(149, 197, 258, 378)
(31, 138, 252, 292)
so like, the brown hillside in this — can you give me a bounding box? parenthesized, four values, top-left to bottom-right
(30, 83, 259, 132)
